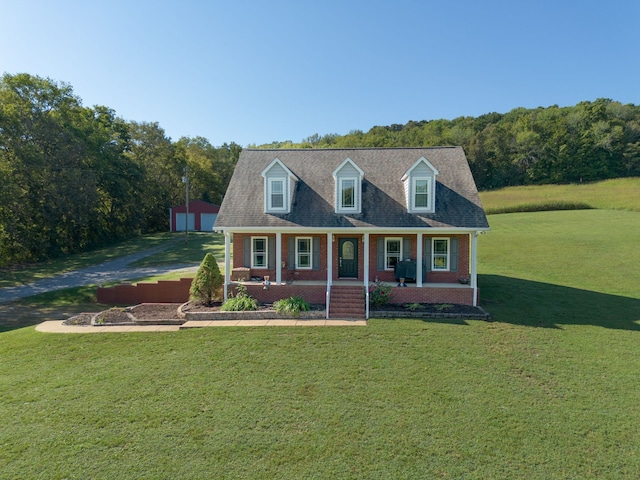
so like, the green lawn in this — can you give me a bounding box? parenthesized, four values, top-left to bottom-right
(2, 186, 640, 478)
(0, 233, 177, 289)
(479, 177, 640, 214)
(0, 232, 229, 288)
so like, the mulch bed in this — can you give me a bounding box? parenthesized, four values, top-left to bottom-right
(63, 302, 490, 325)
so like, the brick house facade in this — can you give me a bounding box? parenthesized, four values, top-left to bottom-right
(215, 148, 489, 318)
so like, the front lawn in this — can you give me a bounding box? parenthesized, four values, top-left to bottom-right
(2, 306, 639, 478)
(2, 203, 640, 477)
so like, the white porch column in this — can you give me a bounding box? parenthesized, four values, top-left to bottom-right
(471, 232, 478, 307)
(326, 233, 333, 286)
(224, 232, 231, 301)
(275, 232, 282, 284)
(364, 233, 370, 319)
(363, 233, 370, 286)
(416, 232, 423, 287)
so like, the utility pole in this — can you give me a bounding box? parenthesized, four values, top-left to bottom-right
(183, 166, 189, 243)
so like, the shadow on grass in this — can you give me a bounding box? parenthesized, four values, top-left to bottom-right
(0, 286, 102, 333)
(479, 274, 640, 330)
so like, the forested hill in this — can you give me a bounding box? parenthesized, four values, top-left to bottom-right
(2, 71, 639, 266)
(255, 99, 640, 190)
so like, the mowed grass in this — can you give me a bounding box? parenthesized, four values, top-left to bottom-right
(3, 315, 640, 479)
(480, 177, 640, 214)
(2, 183, 640, 478)
(0, 232, 229, 288)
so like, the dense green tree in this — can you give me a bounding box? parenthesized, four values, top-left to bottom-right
(127, 121, 184, 232)
(175, 136, 240, 206)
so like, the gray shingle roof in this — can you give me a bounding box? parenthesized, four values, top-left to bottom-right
(215, 147, 489, 230)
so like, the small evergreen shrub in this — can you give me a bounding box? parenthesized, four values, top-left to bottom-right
(273, 296, 311, 317)
(221, 283, 258, 311)
(369, 281, 392, 308)
(405, 302, 424, 311)
(189, 252, 223, 306)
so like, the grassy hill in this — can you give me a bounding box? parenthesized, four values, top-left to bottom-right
(1, 179, 639, 478)
(479, 177, 640, 214)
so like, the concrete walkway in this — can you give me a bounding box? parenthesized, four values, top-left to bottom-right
(36, 319, 367, 333)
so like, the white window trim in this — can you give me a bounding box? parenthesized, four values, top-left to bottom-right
(266, 177, 287, 212)
(432, 237, 450, 271)
(384, 237, 403, 271)
(295, 237, 313, 270)
(338, 176, 359, 212)
(251, 236, 268, 269)
(411, 176, 433, 212)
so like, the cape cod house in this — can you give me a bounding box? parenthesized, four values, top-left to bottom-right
(214, 147, 489, 319)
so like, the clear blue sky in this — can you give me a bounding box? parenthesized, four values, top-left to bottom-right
(2, 0, 639, 147)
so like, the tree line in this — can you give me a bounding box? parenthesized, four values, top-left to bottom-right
(3, 72, 639, 266)
(257, 99, 640, 190)
(0, 73, 240, 266)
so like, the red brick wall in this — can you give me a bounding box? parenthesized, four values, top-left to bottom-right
(368, 234, 470, 283)
(233, 233, 329, 282)
(388, 286, 475, 305)
(232, 233, 472, 286)
(97, 278, 193, 305)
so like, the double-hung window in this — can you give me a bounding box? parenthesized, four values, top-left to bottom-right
(432, 238, 449, 271)
(268, 178, 285, 211)
(296, 237, 312, 269)
(385, 238, 402, 270)
(413, 177, 431, 210)
(340, 178, 356, 210)
(252, 237, 268, 268)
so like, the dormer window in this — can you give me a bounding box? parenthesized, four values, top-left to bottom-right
(268, 178, 285, 210)
(412, 177, 432, 210)
(340, 178, 357, 210)
(261, 158, 297, 214)
(332, 158, 364, 214)
(403, 157, 438, 214)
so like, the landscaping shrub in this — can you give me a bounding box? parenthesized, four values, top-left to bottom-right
(221, 283, 258, 311)
(189, 252, 223, 306)
(369, 281, 392, 308)
(273, 296, 311, 317)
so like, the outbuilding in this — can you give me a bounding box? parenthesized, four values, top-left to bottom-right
(170, 200, 219, 232)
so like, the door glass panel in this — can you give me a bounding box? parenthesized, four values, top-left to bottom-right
(342, 241, 354, 260)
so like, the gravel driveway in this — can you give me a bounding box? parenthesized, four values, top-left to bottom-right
(0, 245, 198, 304)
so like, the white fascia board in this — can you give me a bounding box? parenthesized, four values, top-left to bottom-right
(216, 226, 490, 235)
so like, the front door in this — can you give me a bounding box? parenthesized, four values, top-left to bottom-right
(338, 238, 358, 278)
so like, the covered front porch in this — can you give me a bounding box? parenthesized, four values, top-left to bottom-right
(224, 229, 480, 318)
